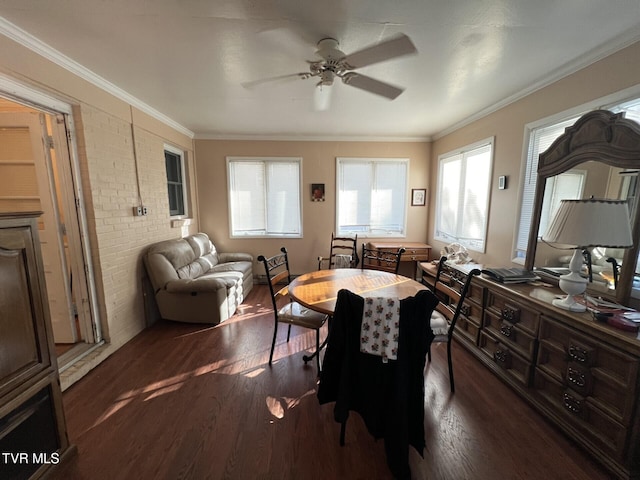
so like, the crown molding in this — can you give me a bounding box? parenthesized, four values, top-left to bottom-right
(433, 28, 640, 140)
(194, 133, 431, 142)
(0, 16, 194, 138)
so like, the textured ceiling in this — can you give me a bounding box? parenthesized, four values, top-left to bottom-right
(1, 1, 639, 140)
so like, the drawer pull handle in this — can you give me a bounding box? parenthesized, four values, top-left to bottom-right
(563, 393, 582, 414)
(567, 367, 586, 388)
(568, 345, 589, 363)
(500, 324, 512, 338)
(501, 306, 520, 323)
(494, 349, 508, 364)
(460, 304, 470, 317)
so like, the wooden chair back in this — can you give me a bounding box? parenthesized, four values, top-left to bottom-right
(258, 247, 292, 312)
(361, 245, 405, 274)
(318, 233, 359, 269)
(432, 256, 481, 339)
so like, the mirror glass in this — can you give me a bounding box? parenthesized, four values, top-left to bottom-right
(523, 110, 640, 305)
(533, 162, 638, 297)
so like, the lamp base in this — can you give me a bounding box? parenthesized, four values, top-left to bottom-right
(553, 295, 587, 312)
(554, 249, 589, 313)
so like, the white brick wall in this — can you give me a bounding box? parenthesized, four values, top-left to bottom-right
(66, 103, 197, 382)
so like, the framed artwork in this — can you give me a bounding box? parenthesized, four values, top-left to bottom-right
(411, 188, 426, 206)
(311, 183, 325, 202)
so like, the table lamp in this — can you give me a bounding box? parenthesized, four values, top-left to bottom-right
(542, 198, 633, 312)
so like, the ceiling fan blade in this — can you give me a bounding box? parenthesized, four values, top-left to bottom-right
(242, 73, 307, 89)
(341, 73, 404, 100)
(344, 33, 417, 69)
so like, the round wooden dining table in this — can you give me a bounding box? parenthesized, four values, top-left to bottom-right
(288, 268, 428, 315)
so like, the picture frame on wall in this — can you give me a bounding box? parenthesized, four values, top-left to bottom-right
(311, 183, 325, 202)
(411, 188, 426, 206)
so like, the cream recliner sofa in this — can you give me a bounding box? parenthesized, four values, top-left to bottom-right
(144, 233, 253, 324)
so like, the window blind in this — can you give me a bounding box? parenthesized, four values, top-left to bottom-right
(435, 141, 492, 252)
(227, 158, 301, 237)
(514, 116, 579, 257)
(337, 158, 407, 236)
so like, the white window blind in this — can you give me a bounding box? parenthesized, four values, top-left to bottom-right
(435, 140, 493, 252)
(514, 116, 580, 259)
(336, 158, 408, 237)
(227, 157, 301, 237)
(539, 171, 586, 237)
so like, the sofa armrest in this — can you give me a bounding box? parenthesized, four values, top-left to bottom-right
(165, 276, 235, 293)
(218, 252, 253, 263)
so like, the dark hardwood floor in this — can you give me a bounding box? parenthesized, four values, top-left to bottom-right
(54, 286, 610, 480)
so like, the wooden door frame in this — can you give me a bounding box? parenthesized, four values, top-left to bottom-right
(0, 77, 102, 346)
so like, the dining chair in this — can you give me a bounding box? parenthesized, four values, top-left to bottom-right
(317, 288, 439, 478)
(361, 244, 405, 274)
(258, 247, 329, 372)
(429, 256, 482, 393)
(317, 232, 359, 270)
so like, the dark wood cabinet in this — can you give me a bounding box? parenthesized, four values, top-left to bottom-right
(0, 212, 73, 479)
(420, 261, 640, 480)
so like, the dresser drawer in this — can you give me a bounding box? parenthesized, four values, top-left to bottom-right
(485, 290, 540, 336)
(453, 314, 481, 345)
(400, 248, 430, 262)
(538, 316, 639, 424)
(534, 368, 627, 461)
(479, 330, 533, 388)
(483, 309, 537, 361)
(460, 298, 482, 327)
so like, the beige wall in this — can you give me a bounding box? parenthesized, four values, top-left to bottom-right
(0, 35, 197, 361)
(195, 140, 430, 274)
(3, 25, 640, 372)
(430, 41, 640, 268)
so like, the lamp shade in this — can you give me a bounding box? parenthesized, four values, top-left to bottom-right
(542, 198, 633, 249)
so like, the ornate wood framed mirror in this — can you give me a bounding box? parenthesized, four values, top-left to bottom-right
(524, 110, 640, 305)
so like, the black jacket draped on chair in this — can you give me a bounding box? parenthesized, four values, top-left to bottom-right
(317, 288, 438, 479)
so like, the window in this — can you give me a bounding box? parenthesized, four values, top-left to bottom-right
(514, 94, 640, 262)
(227, 157, 302, 238)
(336, 158, 408, 237)
(434, 139, 494, 252)
(539, 170, 586, 237)
(165, 146, 186, 216)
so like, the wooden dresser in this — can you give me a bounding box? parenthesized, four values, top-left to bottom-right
(0, 212, 73, 478)
(420, 261, 640, 480)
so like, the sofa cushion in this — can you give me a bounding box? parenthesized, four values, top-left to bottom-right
(150, 238, 197, 269)
(166, 271, 243, 293)
(176, 260, 209, 280)
(187, 233, 219, 266)
(211, 261, 253, 277)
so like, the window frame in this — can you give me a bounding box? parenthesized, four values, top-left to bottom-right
(226, 156, 303, 239)
(335, 157, 409, 238)
(164, 144, 187, 218)
(434, 137, 495, 253)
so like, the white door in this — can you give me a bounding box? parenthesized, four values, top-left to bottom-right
(0, 112, 76, 342)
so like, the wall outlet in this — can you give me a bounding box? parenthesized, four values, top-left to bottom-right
(133, 206, 143, 216)
(142, 206, 148, 216)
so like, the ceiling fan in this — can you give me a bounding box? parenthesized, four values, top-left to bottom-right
(244, 33, 417, 107)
